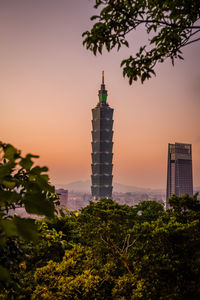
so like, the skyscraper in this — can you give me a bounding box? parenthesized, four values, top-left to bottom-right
(91, 72, 114, 199)
(166, 142, 193, 209)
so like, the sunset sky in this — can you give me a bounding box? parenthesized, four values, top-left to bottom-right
(1, 0, 200, 189)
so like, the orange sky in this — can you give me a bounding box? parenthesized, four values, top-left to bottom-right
(1, 0, 200, 189)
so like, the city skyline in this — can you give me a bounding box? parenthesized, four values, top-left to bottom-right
(1, 1, 200, 189)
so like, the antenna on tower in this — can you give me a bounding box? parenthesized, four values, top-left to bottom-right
(102, 70, 104, 84)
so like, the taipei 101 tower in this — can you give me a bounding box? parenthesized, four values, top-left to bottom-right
(91, 72, 114, 199)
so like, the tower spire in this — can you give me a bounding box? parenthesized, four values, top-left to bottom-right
(99, 70, 107, 103)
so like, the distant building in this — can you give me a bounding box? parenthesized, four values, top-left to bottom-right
(91, 72, 114, 199)
(56, 189, 68, 208)
(166, 142, 193, 209)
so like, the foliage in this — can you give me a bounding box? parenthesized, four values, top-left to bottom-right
(1, 194, 200, 299)
(0, 219, 68, 299)
(169, 192, 200, 214)
(82, 0, 200, 83)
(133, 200, 164, 222)
(77, 199, 138, 276)
(0, 142, 58, 281)
(32, 245, 102, 300)
(77, 200, 164, 273)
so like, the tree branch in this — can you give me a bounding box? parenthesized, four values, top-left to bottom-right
(129, 18, 200, 29)
(184, 37, 200, 46)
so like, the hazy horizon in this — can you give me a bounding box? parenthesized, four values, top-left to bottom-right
(55, 179, 200, 193)
(1, 0, 200, 189)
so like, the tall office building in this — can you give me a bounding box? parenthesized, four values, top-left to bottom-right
(166, 142, 193, 209)
(91, 72, 114, 199)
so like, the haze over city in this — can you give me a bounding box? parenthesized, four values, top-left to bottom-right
(1, 0, 200, 189)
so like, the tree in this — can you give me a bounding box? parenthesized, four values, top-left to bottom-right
(30, 197, 200, 299)
(82, 0, 200, 83)
(32, 245, 102, 300)
(169, 193, 200, 215)
(0, 142, 58, 280)
(0, 220, 68, 299)
(2, 197, 200, 298)
(77, 199, 137, 275)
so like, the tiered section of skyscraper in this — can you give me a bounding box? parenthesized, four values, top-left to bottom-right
(91, 72, 114, 199)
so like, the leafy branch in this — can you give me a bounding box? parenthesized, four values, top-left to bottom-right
(83, 0, 200, 83)
(0, 142, 59, 280)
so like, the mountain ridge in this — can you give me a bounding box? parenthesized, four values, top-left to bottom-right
(55, 180, 165, 193)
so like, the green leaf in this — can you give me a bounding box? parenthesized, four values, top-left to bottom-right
(13, 216, 38, 241)
(59, 209, 65, 218)
(1, 219, 18, 236)
(24, 193, 55, 218)
(20, 154, 38, 170)
(141, 73, 147, 83)
(4, 145, 19, 161)
(90, 15, 99, 21)
(2, 180, 16, 189)
(123, 40, 129, 47)
(0, 265, 10, 281)
(30, 166, 48, 175)
(0, 190, 21, 206)
(129, 77, 133, 85)
(120, 59, 126, 67)
(0, 162, 15, 181)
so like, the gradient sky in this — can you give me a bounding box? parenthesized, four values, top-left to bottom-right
(1, 0, 200, 189)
